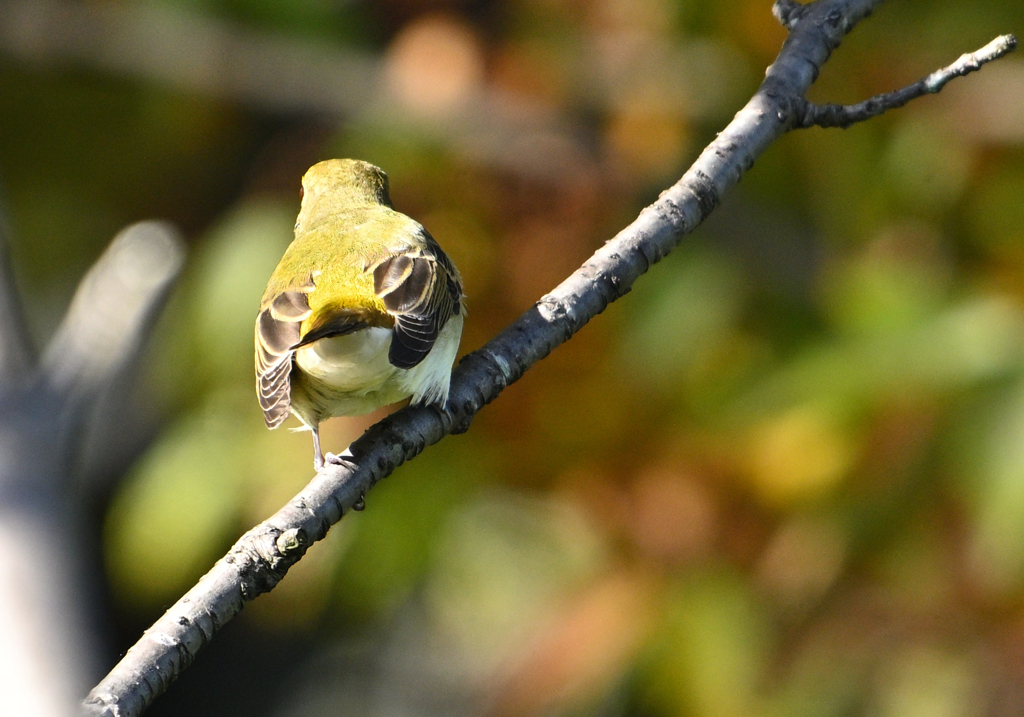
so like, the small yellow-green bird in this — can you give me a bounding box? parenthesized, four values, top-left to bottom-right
(256, 159, 464, 470)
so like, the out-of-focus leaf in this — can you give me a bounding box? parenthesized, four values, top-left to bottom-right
(734, 296, 1024, 419)
(329, 441, 495, 620)
(873, 646, 976, 717)
(954, 381, 1024, 594)
(425, 489, 606, 676)
(620, 247, 744, 392)
(967, 166, 1024, 260)
(104, 401, 250, 606)
(883, 119, 974, 213)
(639, 568, 770, 717)
(742, 403, 859, 505)
(821, 223, 950, 335)
(190, 202, 295, 379)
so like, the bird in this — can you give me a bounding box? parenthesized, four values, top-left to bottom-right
(255, 159, 464, 471)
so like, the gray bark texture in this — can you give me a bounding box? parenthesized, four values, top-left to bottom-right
(81, 1, 1016, 715)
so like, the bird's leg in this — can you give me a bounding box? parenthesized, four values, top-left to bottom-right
(314, 426, 357, 472)
(312, 425, 325, 471)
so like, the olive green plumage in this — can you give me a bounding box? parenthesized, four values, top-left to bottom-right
(255, 159, 464, 469)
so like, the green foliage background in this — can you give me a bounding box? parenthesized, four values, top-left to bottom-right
(3, 0, 1024, 714)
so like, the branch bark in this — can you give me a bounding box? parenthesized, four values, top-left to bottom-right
(81, 1, 1015, 715)
(794, 33, 1018, 128)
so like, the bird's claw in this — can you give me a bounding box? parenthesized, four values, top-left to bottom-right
(324, 451, 357, 471)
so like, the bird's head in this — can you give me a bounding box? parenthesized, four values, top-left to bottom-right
(299, 159, 393, 216)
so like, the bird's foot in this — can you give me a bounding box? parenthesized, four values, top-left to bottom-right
(324, 450, 357, 471)
(324, 451, 365, 511)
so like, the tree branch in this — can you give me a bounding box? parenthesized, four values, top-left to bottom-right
(82, 1, 1015, 715)
(773, 0, 807, 29)
(794, 33, 1017, 128)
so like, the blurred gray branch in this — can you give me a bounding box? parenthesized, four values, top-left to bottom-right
(0, 187, 34, 384)
(81, 1, 1017, 715)
(0, 222, 184, 717)
(0, 0, 377, 113)
(0, 0, 746, 183)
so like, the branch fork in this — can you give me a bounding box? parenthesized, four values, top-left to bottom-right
(792, 30, 1017, 129)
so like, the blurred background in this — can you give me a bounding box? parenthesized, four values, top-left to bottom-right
(2, 0, 1024, 715)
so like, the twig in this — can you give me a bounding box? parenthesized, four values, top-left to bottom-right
(81, 1, 1015, 715)
(795, 34, 1018, 128)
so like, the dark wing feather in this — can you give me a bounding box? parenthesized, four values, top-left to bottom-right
(255, 288, 312, 428)
(294, 312, 368, 348)
(373, 231, 462, 370)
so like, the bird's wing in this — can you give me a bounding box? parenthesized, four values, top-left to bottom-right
(372, 230, 463, 370)
(255, 275, 375, 428)
(255, 284, 313, 428)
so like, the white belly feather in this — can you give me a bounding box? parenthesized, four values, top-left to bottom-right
(293, 313, 464, 421)
(296, 326, 395, 392)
